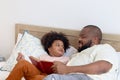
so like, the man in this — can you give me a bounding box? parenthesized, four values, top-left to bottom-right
(44, 25, 119, 80)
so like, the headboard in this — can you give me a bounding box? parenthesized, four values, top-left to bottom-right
(15, 24, 120, 52)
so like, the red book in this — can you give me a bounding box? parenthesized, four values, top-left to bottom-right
(29, 56, 54, 74)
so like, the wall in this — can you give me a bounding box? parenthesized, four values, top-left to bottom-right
(0, 0, 120, 59)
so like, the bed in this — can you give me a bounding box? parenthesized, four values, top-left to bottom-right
(0, 23, 120, 80)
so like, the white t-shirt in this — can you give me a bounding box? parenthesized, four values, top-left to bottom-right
(67, 44, 119, 80)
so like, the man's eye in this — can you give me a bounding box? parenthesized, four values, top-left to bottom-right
(82, 35, 87, 38)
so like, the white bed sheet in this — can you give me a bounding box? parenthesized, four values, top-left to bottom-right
(0, 70, 9, 80)
(0, 62, 10, 80)
(0, 70, 25, 80)
(117, 52, 120, 80)
(117, 72, 120, 80)
(0, 62, 25, 80)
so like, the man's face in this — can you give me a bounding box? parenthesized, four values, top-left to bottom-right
(78, 28, 93, 52)
(78, 40, 92, 52)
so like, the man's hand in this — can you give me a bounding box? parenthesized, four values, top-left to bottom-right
(52, 61, 68, 74)
(16, 53, 24, 61)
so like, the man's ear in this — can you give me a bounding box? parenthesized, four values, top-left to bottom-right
(92, 37, 99, 45)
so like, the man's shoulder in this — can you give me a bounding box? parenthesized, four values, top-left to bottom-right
(80, 44, 115, 54)
(96, 43, 113, 48)
(96, 43, 116, 52)
(88, 43, 116, 52)
(100, 43, 114, 48)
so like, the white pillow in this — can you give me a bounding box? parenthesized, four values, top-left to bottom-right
(1, 32, 47, 71)
(15, 32, 47, 61)
(64, 46, 77, 57)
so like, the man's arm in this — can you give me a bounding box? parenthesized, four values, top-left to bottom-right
(52, 60, 112, 74)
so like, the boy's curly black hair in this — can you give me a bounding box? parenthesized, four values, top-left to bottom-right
(41, 31, 69, 55)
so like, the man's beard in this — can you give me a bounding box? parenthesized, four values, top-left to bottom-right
(78, 40, 92, 52)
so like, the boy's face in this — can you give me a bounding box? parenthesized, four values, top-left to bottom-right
(48, 40, 65, 57)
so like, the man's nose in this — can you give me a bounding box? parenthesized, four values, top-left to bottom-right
(78, 37, 82, 41)
(78, 37, 83, 43)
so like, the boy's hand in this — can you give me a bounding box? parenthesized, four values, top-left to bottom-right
(16, 53, 24, 61)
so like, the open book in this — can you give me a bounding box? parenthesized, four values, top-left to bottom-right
(29, 56, 54, 74)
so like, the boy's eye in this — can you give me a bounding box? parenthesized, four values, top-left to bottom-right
(56, 44, 60, 46)
(56, 44, 64, 48)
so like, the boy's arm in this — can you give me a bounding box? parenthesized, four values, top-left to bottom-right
(29, 56, 40, 62)
(16, 53, 25, 61)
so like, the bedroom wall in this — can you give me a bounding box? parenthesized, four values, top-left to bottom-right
(0, 0, 120, 59)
